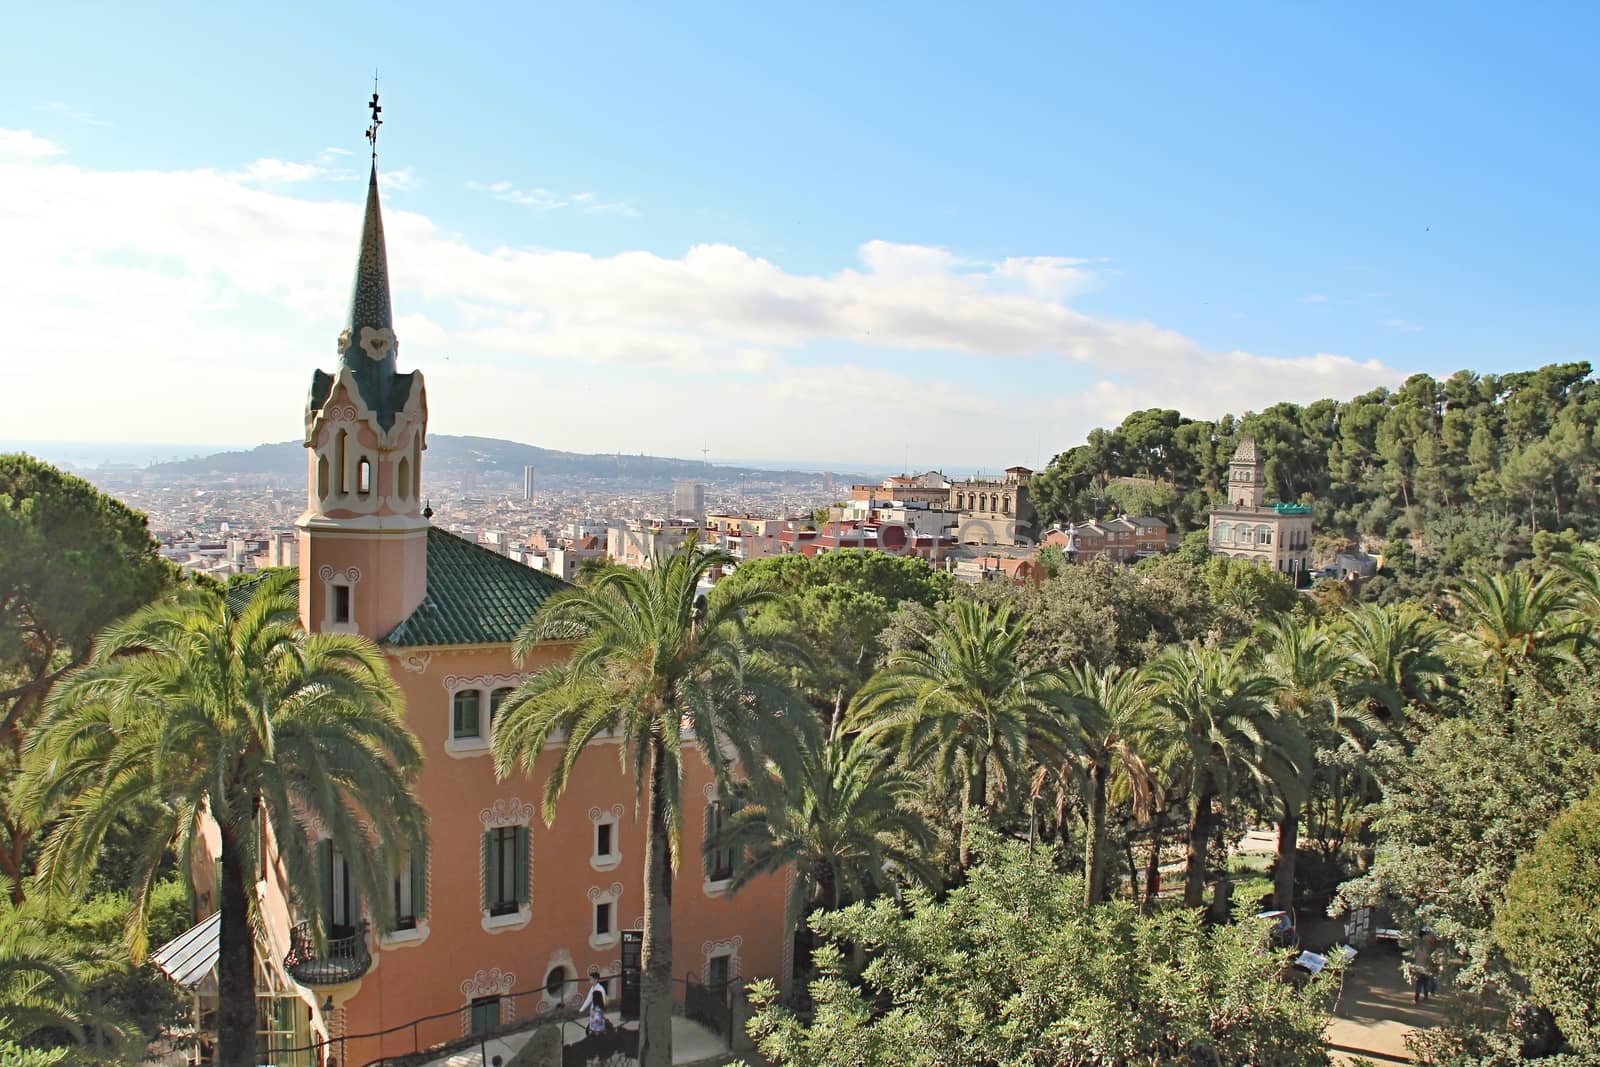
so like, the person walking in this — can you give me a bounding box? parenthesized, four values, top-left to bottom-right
(1411, 927, 1439, 1003)
(579, 968, 610, 1035)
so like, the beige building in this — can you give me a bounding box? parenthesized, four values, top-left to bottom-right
(1206, 437, 1312, 579)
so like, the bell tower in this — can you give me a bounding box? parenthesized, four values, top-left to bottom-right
(296, 94, 428, 639)
(1228, 436, 1265, 509)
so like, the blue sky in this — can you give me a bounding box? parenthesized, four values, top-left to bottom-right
(2, 4, 1595, 468)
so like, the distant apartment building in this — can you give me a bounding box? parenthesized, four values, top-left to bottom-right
(673, 480, 706, 522)
(1043, 515, 1168, 563)
(777, 521, 954, 563)
(522, 464, 536, 500)
(704, 513, 789, 560)
(1206, 437, 1313, 579)
(607, 517, 698, 569)
(524, 536, 606, 581)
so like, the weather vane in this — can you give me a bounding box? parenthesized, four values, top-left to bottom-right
(365, 73, 383, 160)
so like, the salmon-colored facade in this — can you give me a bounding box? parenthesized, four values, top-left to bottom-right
(211, 159, 790, 1065)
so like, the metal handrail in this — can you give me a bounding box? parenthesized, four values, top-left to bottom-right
(284, 919, 373, 986)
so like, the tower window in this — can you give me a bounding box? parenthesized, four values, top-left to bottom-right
(357, 457, 372, 495)
(335, 430, 348, 495)
(333, 584, 351, 624)
(397, 456, 411, 499)
(317, 455, 330, 499)
(596, 822, 613, 859)
(595, 900, 612, 936)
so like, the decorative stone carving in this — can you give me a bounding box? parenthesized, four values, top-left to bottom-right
(587, 804, 625, 823)
(479, 798, 535, 829)
(443, 672, 529, 693)
(318, 565, 362, 584)
(460, 966, 516, 999)
(587, 882, 624, 904)
(359, 326, 396, 363)
(399, 652, 432, 675)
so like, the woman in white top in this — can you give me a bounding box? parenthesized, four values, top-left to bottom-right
(579, 969, 609, 1035)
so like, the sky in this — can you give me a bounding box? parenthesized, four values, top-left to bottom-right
(1, 4, 1596, 471)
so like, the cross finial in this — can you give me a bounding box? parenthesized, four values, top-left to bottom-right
(365, 74, 383, 160)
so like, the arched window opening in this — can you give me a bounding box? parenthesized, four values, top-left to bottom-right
(317, 454, 330, 499)
(357, 457, 372, 495)
(397, 456, 411, 500)
(335, 430, 348, 495)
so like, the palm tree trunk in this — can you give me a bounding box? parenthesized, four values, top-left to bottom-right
(638, 738, 674, 1067)
(960, 758, 989, 869)
(1273, 801, 1299, 912)
(1125, 837, 1140, 900)
(217, 822, 256, 1067)
(1142, 822, 1162, 911)
(1084, 760, 1109, 907)
(1184, 788, 1214, 909)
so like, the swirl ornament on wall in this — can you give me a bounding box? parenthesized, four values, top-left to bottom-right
(479, 798, 535, 830)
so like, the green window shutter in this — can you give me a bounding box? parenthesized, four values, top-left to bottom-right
(482, 832, 494, 912)
(411, 836, 428, 919)
(316, 840, 333, 927)
(514, 826, 530, 904)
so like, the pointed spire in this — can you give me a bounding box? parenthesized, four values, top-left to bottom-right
(347, 162, 394, 340)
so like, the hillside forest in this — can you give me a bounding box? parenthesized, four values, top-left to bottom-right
(1030, 361, 1600, 600)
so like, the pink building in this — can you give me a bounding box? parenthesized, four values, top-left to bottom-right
(177, 157, 789, 1064)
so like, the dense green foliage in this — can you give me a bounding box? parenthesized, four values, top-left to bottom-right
(711, 551, 954, 711)
(0, 454, 173, 900)
(744, 832, 1336, 1067)
(21, 572, 425, 1067)
(1495, 790, 1600, 1054)
(1030, 363, 1600, 597)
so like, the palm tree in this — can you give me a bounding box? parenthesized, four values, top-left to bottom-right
(21, 572, 425, 1067)
(1148, 641, 1305, 909)
(1253, 617, 1371, 911)
(492, 538, 811, 1067)
(0, 903, 84, 1052)
(849, 600, 1077, 868)
(1450, 569, 1586, 688)
(1051, 663, 1158, 907)
(710, 716, 937, 977)
(1336, 601, 1451, 723)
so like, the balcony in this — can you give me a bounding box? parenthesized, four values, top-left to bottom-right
(284, 919, 372, 986)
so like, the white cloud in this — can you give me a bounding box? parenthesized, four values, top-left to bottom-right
(0, 147, 1404, 466)
(0, 129, 64, 158)
(1299, 293, 1328, 304)
(1382, 318, 1422, 333)
(468, 179, 637, 217)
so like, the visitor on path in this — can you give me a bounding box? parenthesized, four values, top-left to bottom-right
(1411, 927, 1439, 1003)
(579, 968, 610, 1035)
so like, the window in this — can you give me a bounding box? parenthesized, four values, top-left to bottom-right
(333, 584, 351, 625)
(482, 825, 529, 917)
(453, 690, 483, 740)
(317, 455, 330, 499)
(1216, 522, 1232, 544)
(489, 686, 514, 726)
(392, 840, 426, 931)
(469, 996, 501, 1036)
(707, 953, 731, 992)
(357, 457, 372, 495)
(596, 822, 613, 859)
(335, 430, 348, 495)
(1261, 529, 1273, 545)
(397, 456, 411, 500)
(595, 901, 612, 937)
(705, 803, 737, 884)
(545, 965, 568, 1000)
(316, 840, 356, 939)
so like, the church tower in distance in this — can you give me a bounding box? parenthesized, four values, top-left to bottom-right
(295, 162, 429, 639)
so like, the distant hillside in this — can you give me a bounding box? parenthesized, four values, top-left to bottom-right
(142, 435, 856, 486)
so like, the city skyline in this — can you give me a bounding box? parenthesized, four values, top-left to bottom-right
(3, 4, 1596, 469)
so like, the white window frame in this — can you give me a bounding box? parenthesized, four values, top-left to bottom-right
(590, 804, 624, 872)
(318, 566, 361, 635)
(588, 882, 624, 950)
(447, 687, 490, 757)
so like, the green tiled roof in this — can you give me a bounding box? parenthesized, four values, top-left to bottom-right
(383, 527, 569, 647)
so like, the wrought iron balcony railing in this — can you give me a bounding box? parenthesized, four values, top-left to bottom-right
(284, 919, 372, 986)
